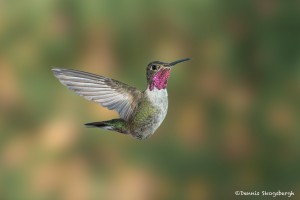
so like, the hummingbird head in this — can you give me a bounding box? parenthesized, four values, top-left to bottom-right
(146, 58, 191, 91)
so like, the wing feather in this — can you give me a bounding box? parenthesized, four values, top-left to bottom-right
(52, 68, 142, 121)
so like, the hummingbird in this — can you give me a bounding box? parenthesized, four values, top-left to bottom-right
(52, 58, 190, 140)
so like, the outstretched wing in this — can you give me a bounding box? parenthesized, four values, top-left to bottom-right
(52, 68, 142, 121)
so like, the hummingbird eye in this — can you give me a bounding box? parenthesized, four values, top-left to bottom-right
(151, 65, 159, 71)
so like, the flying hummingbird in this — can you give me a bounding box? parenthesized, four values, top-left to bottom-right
(52, 58, 190, 140)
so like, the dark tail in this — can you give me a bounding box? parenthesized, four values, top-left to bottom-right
(85, 118, 128, 134)
(85, 121, 109, 128)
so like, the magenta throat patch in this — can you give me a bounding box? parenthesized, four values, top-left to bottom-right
(149, 68, 171, 91)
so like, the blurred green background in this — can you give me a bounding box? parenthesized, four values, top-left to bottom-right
(1, 0, 300, 200)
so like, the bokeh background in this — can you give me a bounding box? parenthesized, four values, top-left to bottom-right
(1, 0, 300, 200)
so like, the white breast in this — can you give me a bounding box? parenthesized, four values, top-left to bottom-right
(146, 87, 168, 129)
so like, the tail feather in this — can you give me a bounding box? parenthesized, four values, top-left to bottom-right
(85, 121, 114, 130)
(85, 118, 128, 134)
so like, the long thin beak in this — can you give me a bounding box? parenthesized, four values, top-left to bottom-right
(169, 58, 191, 67)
